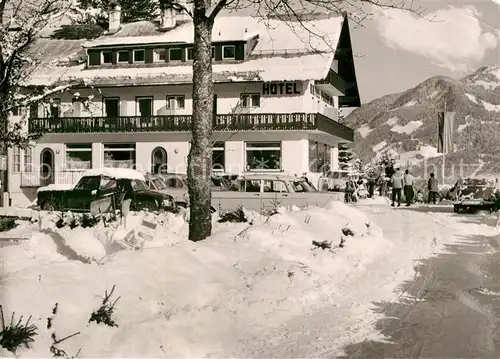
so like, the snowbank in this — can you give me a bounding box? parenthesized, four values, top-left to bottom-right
(0, 201, 390, 358)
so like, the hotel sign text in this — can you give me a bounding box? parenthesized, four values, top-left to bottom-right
(262, 82, 302, 96)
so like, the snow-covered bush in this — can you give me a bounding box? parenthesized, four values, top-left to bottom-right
(0, 306, 38, 354)
(54, 212, 117, 229)
(218, 207, 247, 223)
(0, 217, 18, 232)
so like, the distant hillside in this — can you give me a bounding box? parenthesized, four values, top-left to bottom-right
(344, 66, 500, 182)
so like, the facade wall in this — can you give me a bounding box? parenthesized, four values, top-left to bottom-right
(33, 81, 327, 119)
(6, 132, 325, 207)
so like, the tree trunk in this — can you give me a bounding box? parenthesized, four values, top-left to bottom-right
(187, 10, 214, 241)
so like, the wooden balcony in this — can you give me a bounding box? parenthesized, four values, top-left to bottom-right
(28, 112, 354, 141)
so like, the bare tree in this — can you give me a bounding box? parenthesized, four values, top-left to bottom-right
(0, 0, 77, 149)
(175, 0, 424, 242)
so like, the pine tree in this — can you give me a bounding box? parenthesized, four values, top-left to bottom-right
(76, 0, 158, 26)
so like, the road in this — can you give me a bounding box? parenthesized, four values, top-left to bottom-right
(233, 202, 500, 358)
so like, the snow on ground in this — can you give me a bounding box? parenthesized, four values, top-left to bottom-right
(357, 124, 373, 138)
(481, 100, 500, 112)
(429, 90, 440, 99)
(403, 100, 417, 107)
(234, 202, 500, 357)
(465, 93, 479, 104)
(385, 117, 398, 126)
(373, 140, 387, 153)
(0, 202, 390, 358)
(391, 120, 423, 134)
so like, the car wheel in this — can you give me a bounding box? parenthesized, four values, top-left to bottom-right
(41, 201, 58, 211)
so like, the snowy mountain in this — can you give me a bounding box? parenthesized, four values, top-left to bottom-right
(344, 65, 500, 179)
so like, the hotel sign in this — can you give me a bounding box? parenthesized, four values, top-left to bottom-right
(262, 81, 302, 96)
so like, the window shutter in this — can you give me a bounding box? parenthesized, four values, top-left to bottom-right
(88, 50, 100, 66)
(235, 43, 245, 60)
(145, 48, 154, 63)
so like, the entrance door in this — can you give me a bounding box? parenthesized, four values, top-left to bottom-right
(40, 148, 54, 186)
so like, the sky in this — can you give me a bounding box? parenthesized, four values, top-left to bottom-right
(351, 0, 500, 103)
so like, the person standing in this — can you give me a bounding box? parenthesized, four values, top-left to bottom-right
(390, 167, 404, 207)
(427, 173, 439, 204)
(403, 169, 415, 206)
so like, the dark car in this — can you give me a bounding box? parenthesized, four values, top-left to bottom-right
(452, 178, 499, 213)
(37, 173, 175, 213)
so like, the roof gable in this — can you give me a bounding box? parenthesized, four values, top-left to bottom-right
(82, 15, 344, 54)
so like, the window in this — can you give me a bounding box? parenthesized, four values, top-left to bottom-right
(24, 146, 33, 172)
(12, 147, 20, 173)
(133, 49, 145, 62)
(136, 97, 153, 116)
(65, 143, 92, 170)
(102, 51, 113, 64)
(117, 50, 129, 63)
(240, 93, 260, 108)
(212, 46, 215, 59)
(101, 177, 118, 190)
(104, 143, 136, 168)
(262, 180, 287, 193)
(103, 97, 120, 117)
(151, 147, 168, 174)
(186, 47, 193, 60)
(245, 142, 281, 171)
(169, 48, 183, 61)
(165, 177, 185, 188)
(244, 180, 261, 192)
(43, 98, 60, 118)
(154, 48, 166, 61)
(222, 45, 235, 59)
(309, 141, 331, 172)
(166, 95, 185, 110)
(212, 141, 225, 171)
(75, 176, 100, 190)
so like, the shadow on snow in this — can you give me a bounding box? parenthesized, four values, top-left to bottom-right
(338, 232, 500, 359)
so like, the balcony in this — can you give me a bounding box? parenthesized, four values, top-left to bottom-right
(28, 113, 354, 141)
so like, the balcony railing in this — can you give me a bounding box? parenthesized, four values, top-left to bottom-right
(28, 112, 354, 141)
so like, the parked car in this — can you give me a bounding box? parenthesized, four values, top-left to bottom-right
(211, 174, 343, 212)
(37, 168, 175, 213)
(452, 177, 499, 213)
(145, 173, 232, 206)
(319, 170, 361, 192)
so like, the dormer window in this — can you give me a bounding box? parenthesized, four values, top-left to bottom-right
(102, 51, 113, 64)
(117, 50, 129, 63)
(133, 49, 145, 62)
(169, 48, 183, 61)
(222, 45, 235, 59)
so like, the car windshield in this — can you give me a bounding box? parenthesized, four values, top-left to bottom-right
(151, 178, 167, 190)
(291, 180, 316, 192)
(131, 179, 148, 191)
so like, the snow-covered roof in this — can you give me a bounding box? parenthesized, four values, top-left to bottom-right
(26, 15, 344, 86)
(83, 16, 344, 52)
(82, 168, 146, 181)
(29, 52, 334, 86)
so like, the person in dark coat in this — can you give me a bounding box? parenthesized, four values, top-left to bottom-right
(403, 169, 415, 206)
(427, 173, 439, 204)
(390, 168, 404, 207)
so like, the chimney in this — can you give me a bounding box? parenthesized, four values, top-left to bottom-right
(160, 7, 176, 30)
(108, 3, 121, 33)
